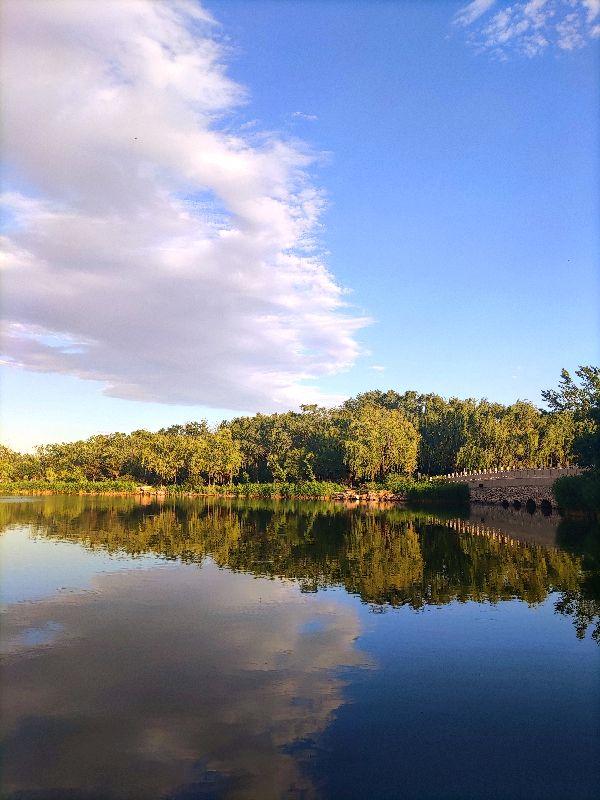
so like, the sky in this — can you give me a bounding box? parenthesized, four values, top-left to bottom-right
(1, 0, 598, 451)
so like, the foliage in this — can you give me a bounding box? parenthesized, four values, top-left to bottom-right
(0, 444, 22, 480)
(573, 408, 600, 470)
(344, 404, 418, 481)
(406, 481, 470, 508)
(0, 479, 139, 495)
(547, 366, 600, 514)
(553, 473, 600, 515)
(543, 366, 600, 470)
(0, 365, 596, 488)
(168, 481, 345, 499)
(384, 475, 417, 494)
(542, 366, 600, 417)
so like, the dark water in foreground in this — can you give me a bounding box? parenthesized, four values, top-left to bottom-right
(1, 496, 599, 800)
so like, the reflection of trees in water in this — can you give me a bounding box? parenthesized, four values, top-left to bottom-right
(1, 496, 599, 641)
(555, 591, 600, 643)
(554, 517, 600, 643)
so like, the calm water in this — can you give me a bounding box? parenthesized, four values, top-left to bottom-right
(1, 496, 599, 800)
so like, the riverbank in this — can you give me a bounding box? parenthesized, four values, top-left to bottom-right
(0, 479, 140, 496)
(0, 478, 584, 515)
(0, 478, 470, 508)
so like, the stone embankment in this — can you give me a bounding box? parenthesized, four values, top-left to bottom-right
(138, 485, 167, 496)
(469, 485, 554, 509)
(442, 467, 583, 509)
(330, 490, 406, 503)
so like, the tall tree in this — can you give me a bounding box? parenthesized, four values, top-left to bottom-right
(344, 404, 418, 482)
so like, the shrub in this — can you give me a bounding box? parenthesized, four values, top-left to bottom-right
(384, 475, 416, 494)
(553, 472, 600, 515)
(406, 481, 470, 508)
(168, 481, 345, 499)
(0, 478, 139, 495)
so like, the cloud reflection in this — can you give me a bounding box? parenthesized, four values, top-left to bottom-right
(1, 558, 368, 799)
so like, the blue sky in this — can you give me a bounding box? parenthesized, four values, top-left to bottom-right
(1, 0, 598, 450)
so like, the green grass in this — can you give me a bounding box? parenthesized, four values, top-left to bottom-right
(0, 476, 470, 507)
(383, 475, 470, 507)
(168, 480, 346, 499)
(0, 478, 140, 495)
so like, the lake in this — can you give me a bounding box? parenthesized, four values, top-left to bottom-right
(1, 496, 599, 800)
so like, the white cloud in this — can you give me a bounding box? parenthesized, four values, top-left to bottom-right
(454, 0, 499, 27)
(582, 0, 600, 21)
(0, 0, 368, 412)
(369, 364, 386, 372)
(291, 111, 319, 122)
(454, 0, 600, 55)
(555, 11, 586, 49)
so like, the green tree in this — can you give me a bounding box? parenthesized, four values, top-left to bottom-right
(0, 444, 23, 480)
(542, 366, 600, 417)
(543, 365, 599, 469)
(210, 427, 243, 484)
(538, 411, 576, 467)
(344, 404, 418, 482)
(128, 430, 186, 485)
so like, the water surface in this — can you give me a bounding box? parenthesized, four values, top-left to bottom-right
(1, 496, 599, 799)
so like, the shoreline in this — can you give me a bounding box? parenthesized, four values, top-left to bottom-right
(0, 485, 567, 513)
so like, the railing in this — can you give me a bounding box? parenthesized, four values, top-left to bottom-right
(429, 466, 582, 483)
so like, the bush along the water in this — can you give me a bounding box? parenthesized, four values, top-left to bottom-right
(405, 480, 470, 509)
(384, 475, 416, 495)
(383, 475, 470, 507)
(0, 478, 140, 495)
(553, 472, 600, 516)
(168, 481, 346, 499)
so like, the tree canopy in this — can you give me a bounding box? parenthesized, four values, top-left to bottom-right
(0, 366, 595, 486)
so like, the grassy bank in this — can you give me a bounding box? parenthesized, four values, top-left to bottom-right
(0, 479, 140, 495)
(179, 479, 469, 506)
(406, 481, 470, 508)
(0, 479, 346, 500)
(168, 480, 346, 499)
(0, 477, 470, 507)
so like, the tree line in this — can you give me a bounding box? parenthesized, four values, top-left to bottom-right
(1, 365, 597, 486)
